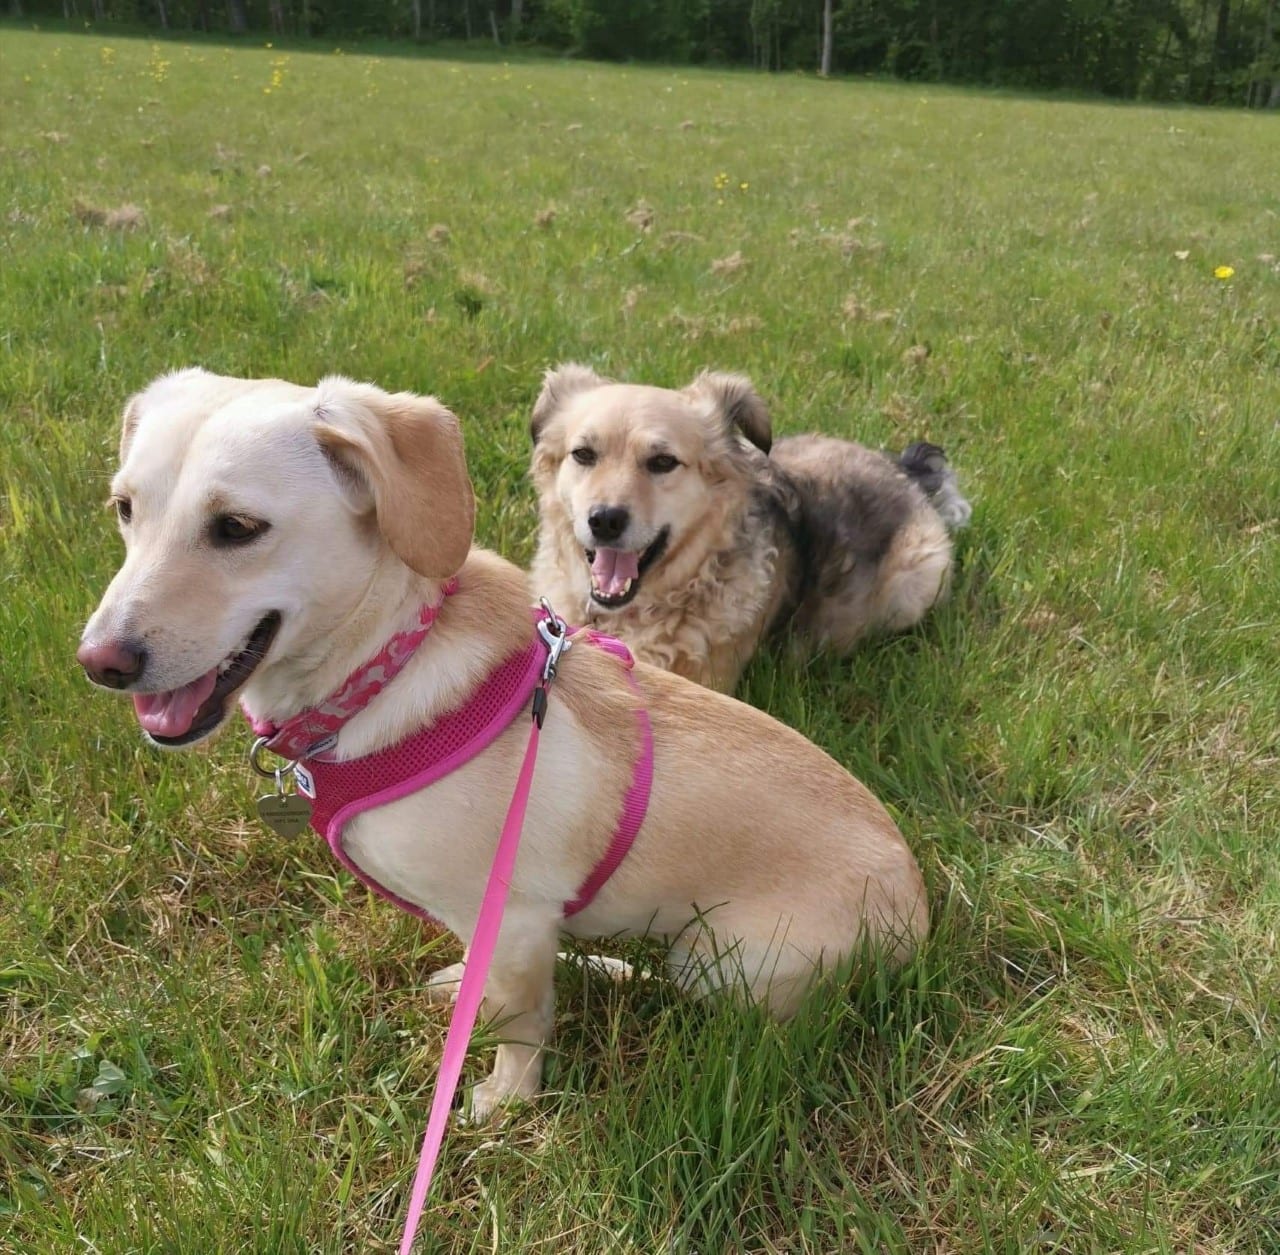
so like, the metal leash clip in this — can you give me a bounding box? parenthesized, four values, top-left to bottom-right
(532, 599, 573, 728)
(536, 598, 573, 685)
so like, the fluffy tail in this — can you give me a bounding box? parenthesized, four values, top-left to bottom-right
(897, 441, 972, 531)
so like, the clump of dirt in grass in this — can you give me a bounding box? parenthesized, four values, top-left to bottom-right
(663, 311, 705, 339)
(662, 311, 761, 339)
(710, 250, 746, 276)
(427, 223, 452, 245)
(810, 227, 883, 260)
(166, 238, 214, 287)
(841, 292, 897, 322)
(535, 206, 557, 228)
(73, 201, 145, 230)
(626, 201, 655, 232)
(403, 258, 429, 289)
(881, 392, 927, 427)
(902, 343, 931, 367)
(208, 204, 233, 220)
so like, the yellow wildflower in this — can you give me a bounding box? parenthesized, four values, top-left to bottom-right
(1214, 265, 1234, 279)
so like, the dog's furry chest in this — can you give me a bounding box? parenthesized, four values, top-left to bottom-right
(334, 712, 609, 934)
(571, 539, 787, 689)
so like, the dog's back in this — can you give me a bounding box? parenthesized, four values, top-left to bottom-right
(767, 435, 969, 651)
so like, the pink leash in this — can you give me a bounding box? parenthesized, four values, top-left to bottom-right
(245, 593, 650, 1248)
(397, 609, 570, 1254)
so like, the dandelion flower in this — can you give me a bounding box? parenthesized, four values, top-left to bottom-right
(740, 182, 749, 191)
(1214, 265, 1234, 280)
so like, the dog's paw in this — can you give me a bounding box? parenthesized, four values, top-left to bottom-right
(425, 961, 465, 1005)
(572, 952, 635, 982)
(462, 1074, 537, 1125)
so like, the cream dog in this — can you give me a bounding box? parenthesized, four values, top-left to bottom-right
(78, 369, 929, 1118)
(530, 365, 971, 692)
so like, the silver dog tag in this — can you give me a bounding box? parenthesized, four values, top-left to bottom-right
(256, 790, 313, 837)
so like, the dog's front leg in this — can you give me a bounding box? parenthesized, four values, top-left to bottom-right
(467, 908, 559, 1122)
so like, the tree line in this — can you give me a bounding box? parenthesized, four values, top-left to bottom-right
(13, 0, 1280, 107)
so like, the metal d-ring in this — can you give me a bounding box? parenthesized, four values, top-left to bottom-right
(248, 735, 297, 782)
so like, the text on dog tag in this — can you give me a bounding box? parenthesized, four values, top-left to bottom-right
(257, 791, 313, 838)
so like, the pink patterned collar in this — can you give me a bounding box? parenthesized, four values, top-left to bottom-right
(246, 578, 459, 761)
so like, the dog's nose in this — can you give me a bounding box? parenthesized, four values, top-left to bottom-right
(77, 638, 147, 689)
(587, 505, 630, 544)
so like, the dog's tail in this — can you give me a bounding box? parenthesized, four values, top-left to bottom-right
(897, 441, 972, 531)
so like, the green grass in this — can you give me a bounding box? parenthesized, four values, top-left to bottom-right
(3, 26, 1280, 1253)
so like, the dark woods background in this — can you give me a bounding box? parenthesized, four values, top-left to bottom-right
(11, 0, 1280, 107)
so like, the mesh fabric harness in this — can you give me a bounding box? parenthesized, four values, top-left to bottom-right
(245, 587, 652, 921)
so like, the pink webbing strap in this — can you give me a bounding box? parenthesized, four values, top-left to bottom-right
(398, 705, 543, 1255)
(562, 629, 652, 917)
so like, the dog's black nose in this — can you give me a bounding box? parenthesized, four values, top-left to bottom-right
(587, 505, 630, 544)
(77, 638, 147, 689)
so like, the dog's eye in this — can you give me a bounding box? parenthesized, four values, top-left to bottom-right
(571, 447, 597, 467)
(112, 496, 133, 524)
(211, 514, 270, 546)
(646, 454, 680, 475)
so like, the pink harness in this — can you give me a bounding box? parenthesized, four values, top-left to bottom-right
(246, 582, 652, 922)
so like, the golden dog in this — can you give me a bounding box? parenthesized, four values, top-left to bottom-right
(530, 365, 971, 691)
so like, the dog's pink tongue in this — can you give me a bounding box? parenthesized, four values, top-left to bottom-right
(590, 548, 639, 597)
(132, 669, 219, 738)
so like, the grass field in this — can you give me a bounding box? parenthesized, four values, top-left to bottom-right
(3, 26, 1280, 1253)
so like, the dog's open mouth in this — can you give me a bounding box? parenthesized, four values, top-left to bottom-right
(585, 529, 669, 609)
(133, 612, 281, 747)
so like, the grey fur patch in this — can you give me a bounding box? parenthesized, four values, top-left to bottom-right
(762, 435, 951, 636)
(897, 441, 971, 531)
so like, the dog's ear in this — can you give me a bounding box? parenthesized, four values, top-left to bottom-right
(119, 392, 143, 463)
(314, 378, 475, 579)
(530, 363, 607, 444)
(685, 371, 772, 454)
